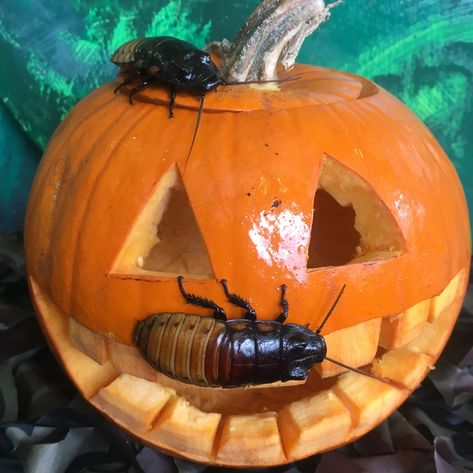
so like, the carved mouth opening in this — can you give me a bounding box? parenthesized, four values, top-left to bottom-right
(30, 265, 465, 466)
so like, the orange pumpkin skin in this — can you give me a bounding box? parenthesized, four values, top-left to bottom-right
(25, 64, 470, 344)
(24, 64, 471, 466)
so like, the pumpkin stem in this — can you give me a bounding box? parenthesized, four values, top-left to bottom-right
(208, 0, 342, 82)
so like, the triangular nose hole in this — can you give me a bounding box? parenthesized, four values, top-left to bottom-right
(112, 164, 214, 278)
(307, 156, 406, 270)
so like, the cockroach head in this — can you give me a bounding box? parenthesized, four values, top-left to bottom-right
(178, 50, 224, 93)
(282, 324, 327, 381)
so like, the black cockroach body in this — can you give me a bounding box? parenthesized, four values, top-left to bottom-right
(111, 36, 224, 117)
(134, 278, 392, 389)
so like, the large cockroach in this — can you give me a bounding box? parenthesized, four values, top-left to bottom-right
(134, 277, 398, 388)
(111, 36, 224, 116)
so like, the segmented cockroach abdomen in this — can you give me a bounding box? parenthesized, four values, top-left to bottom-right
(134, 313, 229, 387)
(111, 38, 164, 70)
(111, 39, 141, 66)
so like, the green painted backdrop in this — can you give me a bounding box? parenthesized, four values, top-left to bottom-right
(1, 0, 472, 235)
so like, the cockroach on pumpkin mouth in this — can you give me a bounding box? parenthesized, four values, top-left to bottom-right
(134, 277, 403, 389)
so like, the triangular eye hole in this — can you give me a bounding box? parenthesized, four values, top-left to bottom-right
(307, 156, 406, 269)
(112, 164, 214, 278)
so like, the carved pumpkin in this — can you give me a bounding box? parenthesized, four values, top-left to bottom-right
(24, 2, 470, 467)
(25, 64, 470, 465)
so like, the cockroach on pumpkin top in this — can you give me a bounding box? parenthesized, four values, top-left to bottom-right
(134, 277, 401, 389)
(110, 36, 295, 156)
(111, 36, 224, 117)
(111, 36, 227, 160)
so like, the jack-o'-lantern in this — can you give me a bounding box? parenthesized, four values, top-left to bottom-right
(24, 0, 470, 467)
